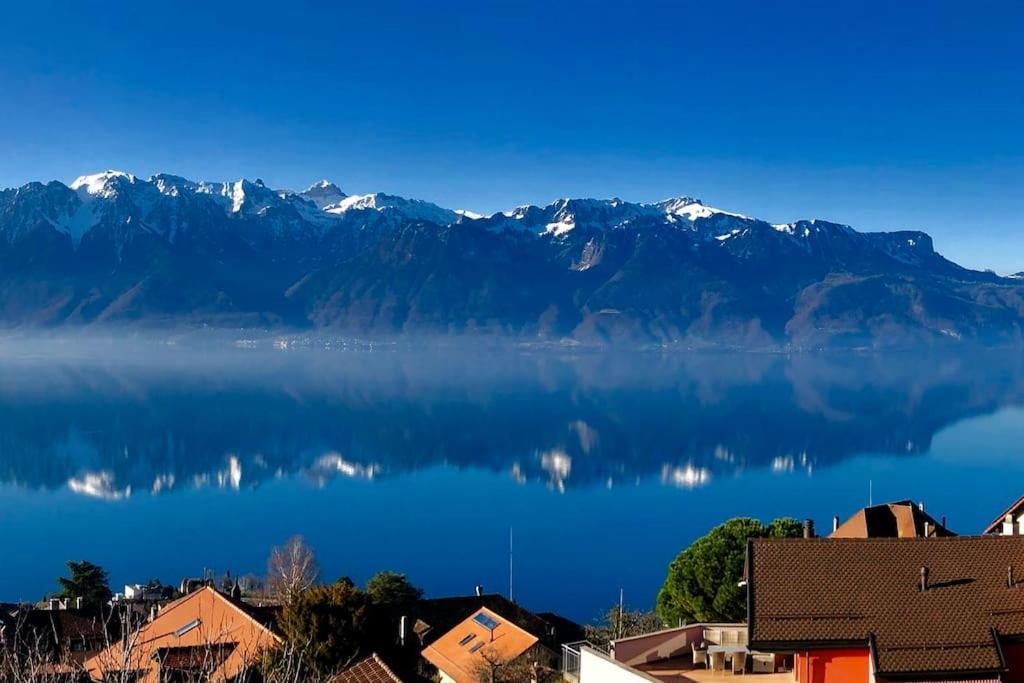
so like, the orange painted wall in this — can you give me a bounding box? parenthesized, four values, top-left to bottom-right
(793, 649, 870, 683)
(1003, 642, 1024, 683)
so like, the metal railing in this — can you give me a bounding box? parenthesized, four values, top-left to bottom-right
(561, 640, 609, 682)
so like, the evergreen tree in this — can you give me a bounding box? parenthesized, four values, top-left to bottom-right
(56, 560, 112, 609)
(657, 517, 801, 625)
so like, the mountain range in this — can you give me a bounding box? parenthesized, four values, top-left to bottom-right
(2, 170, 1023, 347)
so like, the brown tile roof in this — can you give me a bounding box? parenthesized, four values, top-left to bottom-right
(748, 536, 1024, 677)
(154, 643, 237, 671)
(421, 607, 539, 683)
(331, 653, 404, 683)
(984, 495, 1024, 534)
(831, 500, 955, 538)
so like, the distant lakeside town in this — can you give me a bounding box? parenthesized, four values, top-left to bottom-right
(4, 495, 1024, 683)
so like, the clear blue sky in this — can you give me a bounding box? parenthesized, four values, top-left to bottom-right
(1, 1, 1022, 272)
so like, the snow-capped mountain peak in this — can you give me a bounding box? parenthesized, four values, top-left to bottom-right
(323, 192, 456, 225)
(70, 170, 137, 198)
(655, 196, 749, 221)
(191, 178, 279, 214)
(151, 174, 198, 197)
(299, 180, 346, 210)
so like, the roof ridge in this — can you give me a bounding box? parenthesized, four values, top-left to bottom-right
(370, 653, 403, 683)
(754, 534, 1024, 542)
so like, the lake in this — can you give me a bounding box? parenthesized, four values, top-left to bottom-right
(1, 342, 1023, 622)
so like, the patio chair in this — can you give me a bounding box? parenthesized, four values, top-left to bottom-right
(691, 643, 707, 667)
(731, 653, 745, 675)
(750, 653, 774, 674)
(710, 652, 726, 674)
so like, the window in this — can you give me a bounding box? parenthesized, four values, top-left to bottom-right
(468, 642, 485, 654)
(174, 619, 201, 637)
(473, 613, 500, 630)
(459, 634, 477, 646)
(104, 671, 143, 683)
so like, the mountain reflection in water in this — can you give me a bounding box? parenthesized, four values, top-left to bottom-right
(1, 346, 1023, 619)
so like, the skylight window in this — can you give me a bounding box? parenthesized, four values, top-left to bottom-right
(473, 613, 500, 630)
(459, 634, 476, 646)
(175, 619, 201, 637)
(468, 642, 485, 654)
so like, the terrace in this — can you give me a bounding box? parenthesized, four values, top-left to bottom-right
(563, 624, 790, 683)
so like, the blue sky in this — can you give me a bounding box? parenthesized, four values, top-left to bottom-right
(1, 1, 1021, 272)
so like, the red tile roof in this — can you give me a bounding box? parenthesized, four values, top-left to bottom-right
(331, 654, 404, 683)
(748, 536, 1024, 677)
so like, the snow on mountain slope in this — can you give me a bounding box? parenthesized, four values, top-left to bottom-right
(0, 170, 991, 278)
(299, 180, 346, 210)
(323, 192, 457, 225)
(70, 170, 137, 198)
(655, 196, 749, 221)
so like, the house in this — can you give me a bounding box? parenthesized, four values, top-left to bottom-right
(120, 583, 172, 603)
(0, 604, 118, 679)
(331, 653, 408, 683)
(829, 500, 954, 538)
(421, 607, 557, 683)
(985, 495, 1024, 535)
(747, 535, 1024, 683)
(84, 586, 280, 683)
(406, 594, 583, 651)
(566, 623, 787, 683)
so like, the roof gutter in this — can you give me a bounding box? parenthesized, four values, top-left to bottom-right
(746, 540, 754, 648)
(748, 638, 871, 652)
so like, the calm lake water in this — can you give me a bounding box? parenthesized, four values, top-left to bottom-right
(1, 344, 1023, 621)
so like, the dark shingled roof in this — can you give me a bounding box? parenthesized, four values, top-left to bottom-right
(748, 536, 1024, 677)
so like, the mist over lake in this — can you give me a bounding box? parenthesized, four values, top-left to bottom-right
(1, 341, 1022, 621)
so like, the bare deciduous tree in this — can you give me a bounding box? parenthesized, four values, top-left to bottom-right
(267, 536, 320, 602)
(472, 644, 554, 683)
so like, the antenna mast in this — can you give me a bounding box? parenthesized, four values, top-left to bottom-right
(509, 526, 514, 603)
(617, 588, 625, 639)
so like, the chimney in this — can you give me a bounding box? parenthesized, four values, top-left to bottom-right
(803, 519, 815, 539)
(475, 585, 483, 597)
(832, 516, 840, 533)
(941, 515, 947, 530)
(399, 615, 407, 647)
(920, 566, 929, 592)
(918, 501, 925, 512)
